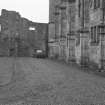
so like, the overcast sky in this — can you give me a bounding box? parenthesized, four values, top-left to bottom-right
(0, 0, 49, 23)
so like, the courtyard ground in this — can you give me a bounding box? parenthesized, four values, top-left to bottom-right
(0, 57, 105, 104)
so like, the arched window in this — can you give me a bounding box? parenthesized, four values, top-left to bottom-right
(78, 0, 81, 17)
(94, 0, 100, 9)
(89, 0, 93, 8)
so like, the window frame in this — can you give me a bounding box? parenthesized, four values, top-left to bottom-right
(94, 0, 100, 10)
(90, 26, 100, 44)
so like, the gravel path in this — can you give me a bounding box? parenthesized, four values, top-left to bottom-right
(0, 57, 105, 104)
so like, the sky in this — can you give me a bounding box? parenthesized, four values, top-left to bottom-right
(0, 0, 49, 23)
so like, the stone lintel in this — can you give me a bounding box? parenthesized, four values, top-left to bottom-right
(67, 31, 75, 36)
(99, 32, 105, 35)
(62, 0, 75, 3)
(60, 36, 66, 38)
(60, 6, 66, 10)
(49, 21, 55, 24)
(98, 24, 105, 28)
(77, 28, 89, 33)
(59, 3, 66, 10)
(54, 12, 60, 15)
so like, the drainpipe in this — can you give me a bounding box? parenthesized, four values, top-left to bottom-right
(82, 0, 84, 28)
(100, 0, 105, 71)
(81, 0, 85, 65)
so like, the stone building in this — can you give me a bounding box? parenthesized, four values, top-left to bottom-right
(0, 9, 22, 56)
(75, 0, 90, 65)
(65, 0, 76, 62)
(75, 0, 105, 70)
(50, 0, 67, 60)
(28, 21, 48, 57)
(48, 0, 76, 61)
(49, 0, 105, 70)
(0, 9, 22, 39)
(48, 0, 61, 58)
(0, 9, 48, 57)
(89, 0, 105, 69)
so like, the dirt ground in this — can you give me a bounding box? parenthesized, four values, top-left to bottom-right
(0, 57, 105, 105)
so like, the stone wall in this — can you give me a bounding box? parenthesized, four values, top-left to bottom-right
(49, 0, 61, 23)
(0, 9, 21, 39)
(49, 0, 105, 70)
(0, 9, 48, 57)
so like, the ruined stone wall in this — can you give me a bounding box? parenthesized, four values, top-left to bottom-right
(0, 9, 21, 39)
(0, 9, 48, 57)
(20, 18, 29, 40)
(28, 22, 48, 52)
